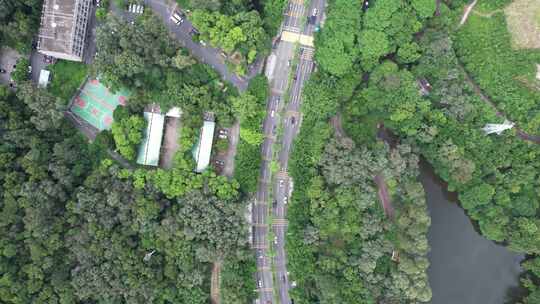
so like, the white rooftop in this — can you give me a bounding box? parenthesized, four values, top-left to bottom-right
(194, 120, 215, 172)
(137, 111, 165, 166)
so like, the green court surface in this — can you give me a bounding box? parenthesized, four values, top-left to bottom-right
(70, 79, 129, 130)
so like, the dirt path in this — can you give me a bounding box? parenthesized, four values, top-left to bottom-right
(210, 261, 221, 304)
(160, 117, 181, 169)
(223, 121, 240, 178)
(456, 61, 540, 144)
(459, 0, 478, 27)
(472, 9, 503, 18)
(374, 174, 395, 219)
(330, 113, 354, 148)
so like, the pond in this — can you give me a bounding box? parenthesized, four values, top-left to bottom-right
(420, 160, 525, 304)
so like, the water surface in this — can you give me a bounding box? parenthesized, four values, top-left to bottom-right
(420, 161, 524, 304)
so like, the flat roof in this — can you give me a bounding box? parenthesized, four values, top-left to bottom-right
(195, 120, 215, 172)
(137, 112, 165, 166)
(37, 0, 91, 60)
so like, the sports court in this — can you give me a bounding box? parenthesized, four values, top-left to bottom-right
(70, 79, 129, 130)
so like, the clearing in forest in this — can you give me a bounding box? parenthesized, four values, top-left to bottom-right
(504, 0, 540, 49)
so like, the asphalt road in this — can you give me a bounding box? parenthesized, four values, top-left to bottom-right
(253, 0, 326, 303)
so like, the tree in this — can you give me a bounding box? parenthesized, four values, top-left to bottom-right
(111, 114, 146, 160)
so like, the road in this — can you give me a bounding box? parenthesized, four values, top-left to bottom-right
(253, 0, 326, 303)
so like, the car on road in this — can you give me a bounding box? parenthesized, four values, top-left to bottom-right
(273, 200, 277, 208)
(214, 159, 225, 166)
(0, 69, 6, 73)
(279, 179, 284, 187)
(190, 28, 200, 36)
(287, 60, 291, 67)
(272, 125, 277, 135)
(170, 11, 184, 25)
(199, 40, 207, 47)
(291, 116, 296, 125)
(312, 8, 318, 17)
(283, 196, 288, 204)
(274, 236, 278, 244)
(257, 280, 262, 288)
(271, 110, 275, 117)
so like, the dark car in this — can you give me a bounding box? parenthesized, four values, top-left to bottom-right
(291, 116, 296, 125)
(0, 69, 6, 73)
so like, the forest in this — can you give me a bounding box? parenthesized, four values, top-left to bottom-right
(0, 6, 264, 304)
(179, 0, 286, 74)
(287, 0, 540, 303)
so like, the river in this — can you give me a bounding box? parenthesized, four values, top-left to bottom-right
(419, 160, 525, 304)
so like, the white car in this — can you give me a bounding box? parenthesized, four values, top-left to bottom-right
(274, 236, 278, 244)
(312, 8, 318, 16)
(170, 11, 184, 25)
(257, 280, 262, 288)
(283, 196, 288, 204)
(270, 110, 275, 117)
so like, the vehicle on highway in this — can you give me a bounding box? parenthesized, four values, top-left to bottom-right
(170, 11, 184, 25)
(283, 196, 288, 204)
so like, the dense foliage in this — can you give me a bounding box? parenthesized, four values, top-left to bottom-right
(0, 83, 255, 303)
(0, 0, 42, 52)
(47, 60, 88, 103)
(288, 136, 431, 303)
(453, 11, 540, 133)
(94, 14, 238, 124)
(234, 75, 268, 192)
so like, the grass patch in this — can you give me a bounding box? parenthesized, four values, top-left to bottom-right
(47, 60, 88, 103)
(504, 0, 540, 49)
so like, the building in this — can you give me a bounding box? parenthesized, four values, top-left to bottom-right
(193, 119, 215, 173)
(37, 0, 92, 61)
(137, 111, 165, 166)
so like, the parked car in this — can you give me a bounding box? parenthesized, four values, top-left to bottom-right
(43, 55, 54, 64)
(218, 129, 228, 139)
(170, 11, 184, 25)
(291, 116, 296, 125)
(257, 280, 262, 288)
(214, 160, 225, 166)
(0, 69, 6, 73)
(270, 110, 275, 117)
(274, 236, 278, 244)
(283, 196, 288, 204)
